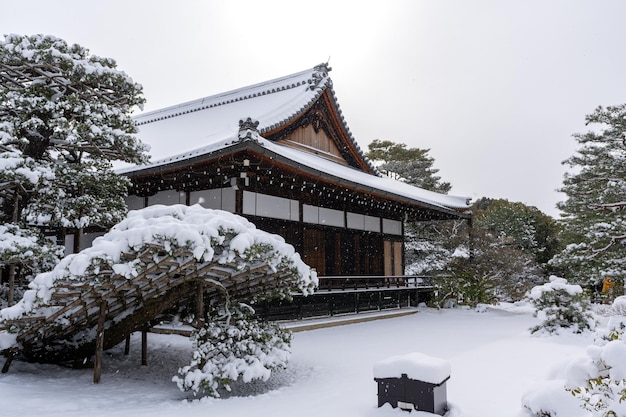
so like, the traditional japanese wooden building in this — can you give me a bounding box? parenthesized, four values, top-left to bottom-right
(119, 64, 471, 317)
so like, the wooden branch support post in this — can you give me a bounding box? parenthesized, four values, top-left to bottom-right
(197, 282, 205, 325)
(124, 334, 131, 355)
(2, 349, 16, 374)
(7, 264, 16, 307)
(7, 189, 19, 307)
(141, 326, 148, 366)
(93, 300, 107, 384)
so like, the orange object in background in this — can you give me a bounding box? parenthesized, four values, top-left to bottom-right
(602, 277, 614, 294)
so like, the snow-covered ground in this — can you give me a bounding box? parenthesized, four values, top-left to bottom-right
(0, 304, 597, 417)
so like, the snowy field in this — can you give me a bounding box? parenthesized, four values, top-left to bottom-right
(0, 304, 597, 417)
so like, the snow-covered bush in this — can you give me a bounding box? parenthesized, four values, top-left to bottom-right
(0, 223, 63, 307)
(521, 297, 626, 417)
(527, 276, 594, 334)
(173, 302, 291, 397)
(0, 224, 62, 271)
(564, 296, 626, 417)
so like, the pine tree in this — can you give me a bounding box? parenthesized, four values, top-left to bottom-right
(367, 139, 451, 193)
(366, 139, 460, 276)
(0, 34, 149, 303)
(0, 146, 63, 306)
(527, 276, 594, 334)
(173, 302, 292, 398)
(551, 104, 626, 289)
(0, 34, 148, 244)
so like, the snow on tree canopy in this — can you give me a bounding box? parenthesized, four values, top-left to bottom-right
(0, 34, 149, 163)
(0, 150, 54, 186)
(373, 352, 451, 384)
(0, 224, 40, 257)
(528, 275, 583, 300)
(0, 204, 318, 322)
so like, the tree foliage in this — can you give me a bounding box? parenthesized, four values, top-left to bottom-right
(0, 34, 148, 226)
(173, 302, 291, 398)
(551, 104, 626, 288)
(366, 139, 451, 193)
(404, 218, 468, 276)
(0, 34, 149, 303)
(474, 198, 562, 265)
(433, 226, 544, 308)
(0, 34, 148, 163)
(527, 276, 594, 334)
(365, 139, 562, 305)
(427, 199, 556, 307)
(565, 297, 626, 416)
(23, 159, 130, 230)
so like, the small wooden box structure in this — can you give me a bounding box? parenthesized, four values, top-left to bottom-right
(373, 352, 450, 415)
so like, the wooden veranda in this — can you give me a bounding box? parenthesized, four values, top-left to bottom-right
(255, 275, 436, 321)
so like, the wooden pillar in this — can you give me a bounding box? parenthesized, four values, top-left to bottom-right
(235, 188, 243, 214)
(297, 296, 303, 320)
(93, 300, 107, 384)
(141, 327, 148, 366)
(56, 227, 66, 248)
(73, 227, 83, 254)
(124, 334, 131, 355)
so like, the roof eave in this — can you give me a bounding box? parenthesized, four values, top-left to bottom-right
(122, 139, 471, 220)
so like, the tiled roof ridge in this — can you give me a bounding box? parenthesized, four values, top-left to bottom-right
(258, 66, 329, 135)
(135, 66, 327, 127)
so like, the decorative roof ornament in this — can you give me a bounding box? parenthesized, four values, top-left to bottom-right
(308, 63, 332, 90)
(238, 117, 260, 142)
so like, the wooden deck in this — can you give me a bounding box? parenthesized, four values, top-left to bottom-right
(254, 275, 435, 321)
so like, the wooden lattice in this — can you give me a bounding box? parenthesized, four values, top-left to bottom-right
(0, 242, 296, 364)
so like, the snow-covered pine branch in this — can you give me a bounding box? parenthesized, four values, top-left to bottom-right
(173, 301, 291, 398)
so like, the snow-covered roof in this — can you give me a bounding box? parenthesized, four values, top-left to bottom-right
(122, 65, 471, 215)
(259, 138, 471, 211)
(373, 351, 451, 384)
(131, 64, 370, 164)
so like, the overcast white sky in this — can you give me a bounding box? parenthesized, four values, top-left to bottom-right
(2, 0, 626, 217)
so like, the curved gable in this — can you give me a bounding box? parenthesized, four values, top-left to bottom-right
(264, 89, 376, 173)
